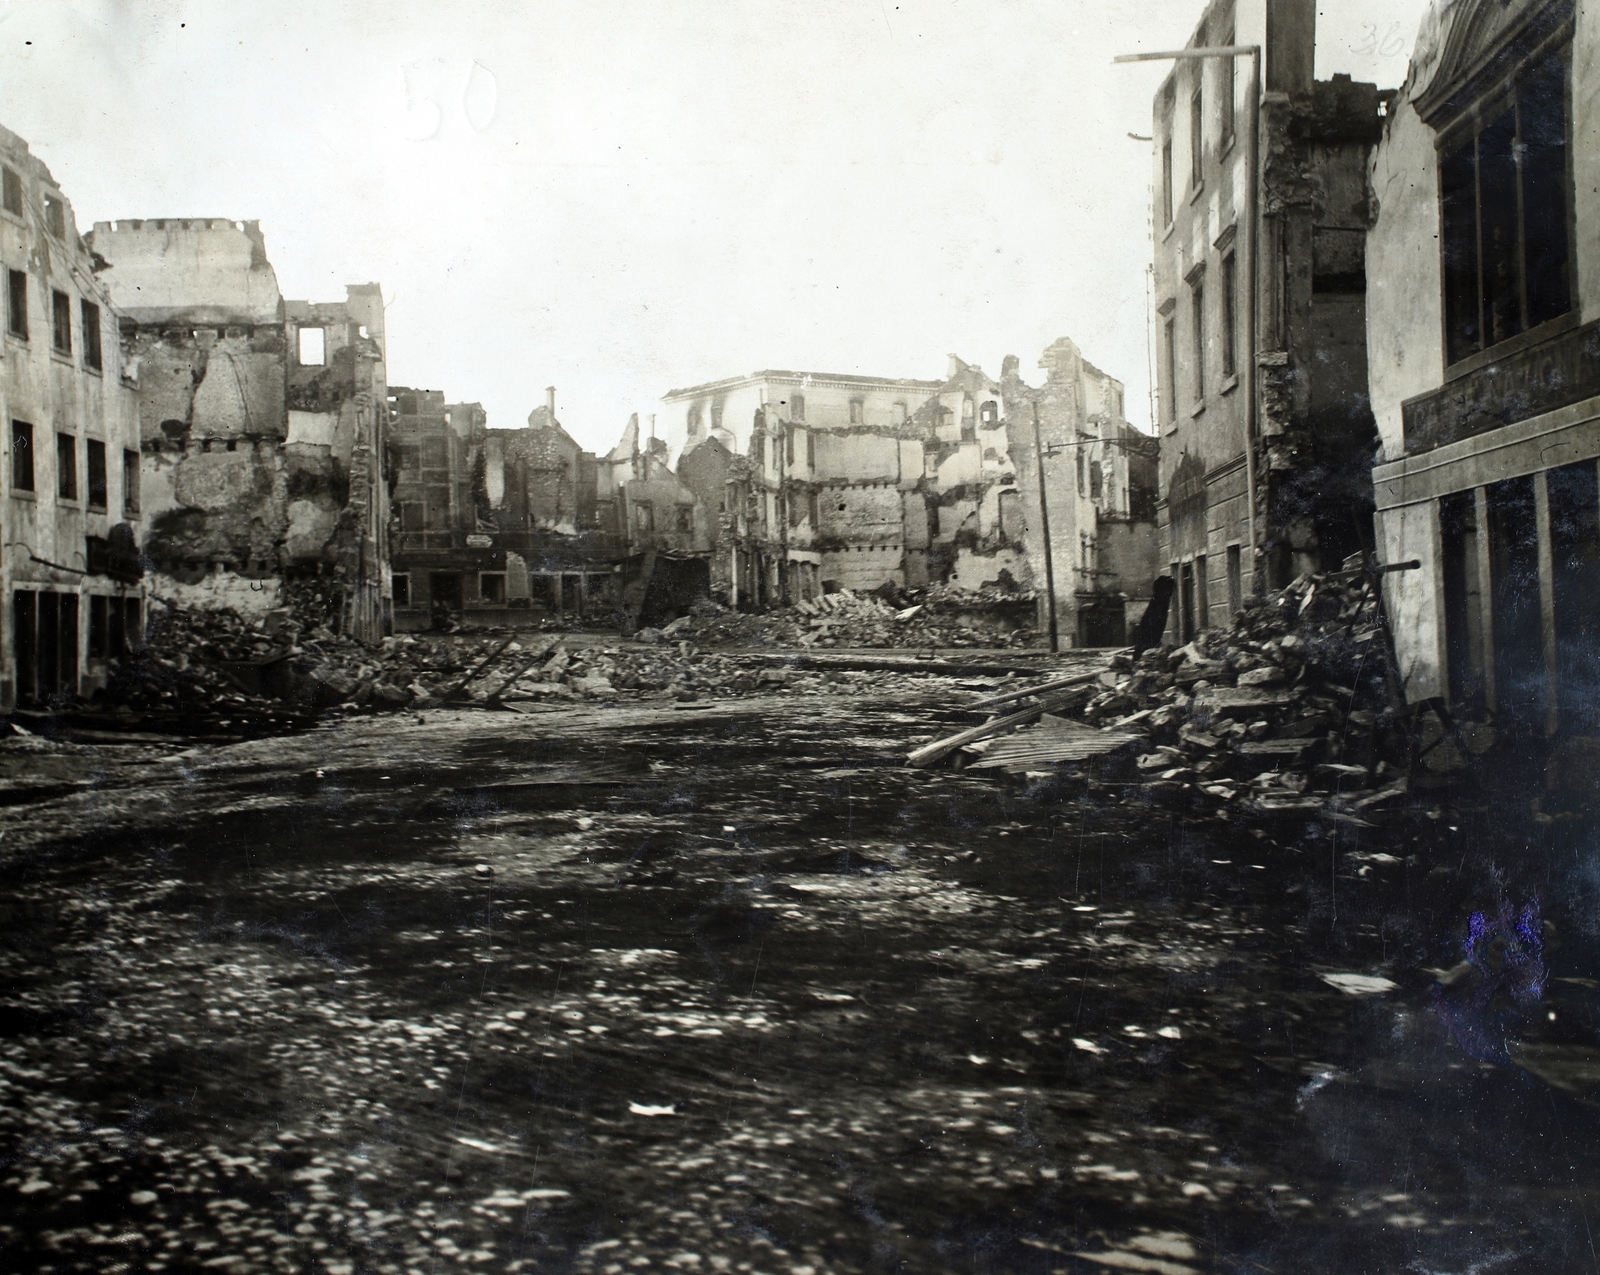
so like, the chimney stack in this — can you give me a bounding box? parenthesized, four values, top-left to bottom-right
(546, 386, 556, 419)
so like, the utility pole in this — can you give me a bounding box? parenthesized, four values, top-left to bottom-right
(1031, 400, 1060, 654)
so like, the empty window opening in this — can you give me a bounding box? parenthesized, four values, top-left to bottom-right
(87, 439, 106, 509)
(1, 166, 20, 216)
(58, 432, 77, 500)
(123, 449, 140, 514)
(1190, 85, 1204, 188)
(81, 299, 102, 371)
(51, 290, 71, 355)
(392, 574, 411, 606)
(1221, 253, 1237, 377)
(1191, 282, 1206, 399)
(8, 269, 27, 340)
(44, 193, 65, 239)
(297, 326, 326, 366)
(13, 420, 34, 491)
(479, 572, 506, 603)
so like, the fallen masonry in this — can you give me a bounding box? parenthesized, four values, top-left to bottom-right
(910, 564, 1423, 819)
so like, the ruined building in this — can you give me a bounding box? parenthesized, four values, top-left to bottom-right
(87, 218, 392, 641)
(660, 371, 943, 604)
(1368, 0, 1600, 741)
(1001, 339, 1162, 646)
(1, 123, 146, 711)
(389, 387, 623, 628)
(1149, 0, 1390, 640)
(663, 352, 1157, 644)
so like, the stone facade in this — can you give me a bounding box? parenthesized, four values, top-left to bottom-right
(88, 217, 391, 642)
(0, 122, 146, 710)
(1367, 0, 1600, 740)
(1150, 0, 1388, 640)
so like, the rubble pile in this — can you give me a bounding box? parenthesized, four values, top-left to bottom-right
(641, 586, 1038, 650)
(973, 568, 1413, 815)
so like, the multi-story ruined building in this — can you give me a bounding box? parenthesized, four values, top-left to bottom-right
(665, 351, 1157, 644)
(87, 218, 392, 641)
(1149, 0, 1389, 640)
(1367, 0, 1600, 741)
(660, 371, 943, 604)
(1, 123, 146, 711)
(1001, 339, 1162, 646)
(388, 387, 624, 628)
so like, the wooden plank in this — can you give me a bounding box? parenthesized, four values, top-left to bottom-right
(968, 668, 1107, 712)
(906, 693, 1083, 768)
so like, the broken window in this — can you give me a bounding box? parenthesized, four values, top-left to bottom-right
(1076, 451, 1086, 496)
(52, 290, 71, 355)
(806, 428, 815, 470)
(392, 574, 411, 606)
(676, 506, 693, 533)
(8, 269, 27, 340)
(479, 572, 506, 603)
(1221, 252, 1237, 377)
(398, 445, 421, 473)
(849, 399, 863, 424)
(297, 326, 326, 366)
(998, 489, 1020, 539)
(1226, 543, 1242, 615)
(87, 439, 106, 509)
(687, 405, 702, 437)
(1090, 460, 1103, 500)
(1191, 281, 1206, 399)
(980, 401, 999, 428)
(44, 193, 65, 239)
(123, 449, 140, 514)
(1440, 50, 1571, 366)
(81, 299, 102, 371)
(752, 435, 765, 467)
(13, 420, 34, 491)
(1, 166, 20, 216)
(892, 401, 907, 425)
(807, 490, 820, 527)
(634, 502, 654, 533)
(790, 393, 805, 422)
(786, 428, 796, 467)
(58, 432, 77, 500)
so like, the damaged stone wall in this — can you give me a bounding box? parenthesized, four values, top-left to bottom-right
(90, 219, 391, 641)
(1003, 337, 1158, 646)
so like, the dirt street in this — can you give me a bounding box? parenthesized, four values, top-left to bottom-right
(1, 678, 1597, 1274)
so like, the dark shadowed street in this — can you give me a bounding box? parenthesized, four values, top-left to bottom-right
(2, 679, 1598, 1274)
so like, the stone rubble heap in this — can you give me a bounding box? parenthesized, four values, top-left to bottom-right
(999, 568, 1412, 815)
(640, 584, 1038, 650)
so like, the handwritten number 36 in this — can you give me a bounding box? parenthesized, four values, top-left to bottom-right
(1352, 22, 1406, 58)
(401, 60, 498, 140)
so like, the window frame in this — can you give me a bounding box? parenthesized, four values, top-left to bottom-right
(80, 298, 102, 372)
(13, 420, 35, 493)
(43, 192, 66, 239)
(86, 438, 107, 510)
(57, 431, 78, 501)
(7, 269, 27, 340)
(1190, 279, 1207, 403)
(1220, 251, 1237, 378)
(122, 448, 141, 515)
(51, 289, 72, 356)
(297, 325, 327, 366)
(1434, 41, 1576, 377)
(1, 165, 21, 217)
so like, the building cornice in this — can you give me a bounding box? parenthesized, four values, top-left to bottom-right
(663, 370, 943, 401)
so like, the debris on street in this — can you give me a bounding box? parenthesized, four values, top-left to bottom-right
(915, 564, 1415, 816)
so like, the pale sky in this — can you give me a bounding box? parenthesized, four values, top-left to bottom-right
(1, 0, 1427, 453)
